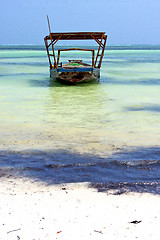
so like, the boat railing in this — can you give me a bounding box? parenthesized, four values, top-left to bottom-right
(57, 48, 95, 68)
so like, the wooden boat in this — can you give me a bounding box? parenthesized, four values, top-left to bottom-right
(44, 16, 107, 84)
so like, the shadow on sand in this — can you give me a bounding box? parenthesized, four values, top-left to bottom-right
(0, 147, 160, 195)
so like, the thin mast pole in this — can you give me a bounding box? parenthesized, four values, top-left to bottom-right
(47, 15, 52, 33)
(47, 15, 57, 68)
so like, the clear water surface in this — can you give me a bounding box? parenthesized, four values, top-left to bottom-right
(0, 45, 160, 193)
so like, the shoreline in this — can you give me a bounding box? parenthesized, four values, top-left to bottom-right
(0, 177, 160, 240)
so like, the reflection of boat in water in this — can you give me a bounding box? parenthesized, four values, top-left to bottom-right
(44, 16, 107, 85)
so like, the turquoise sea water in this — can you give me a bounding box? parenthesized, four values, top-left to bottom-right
(0, 45, 160, 193)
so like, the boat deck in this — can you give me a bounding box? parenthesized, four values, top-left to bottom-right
(56, 60, 93, 72)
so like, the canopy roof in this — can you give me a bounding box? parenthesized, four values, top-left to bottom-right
(44, 31, 107, 69)
(44, 32, 107, 41)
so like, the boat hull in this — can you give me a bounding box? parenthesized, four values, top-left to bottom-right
(50, 68, 100, 84)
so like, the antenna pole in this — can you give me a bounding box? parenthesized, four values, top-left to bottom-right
(47, 15, 51, 34)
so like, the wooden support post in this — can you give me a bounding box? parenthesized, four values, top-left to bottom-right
(47, 15, 57, 68)
(54, 34, 63, 46)
(94, 33, 104, 68)
(98, 35, 107, 68)
(92, 50, 95, 67)
(44, 38, 52, 69)
(57, 50, 60, 66)
(90, 33, 103, 47)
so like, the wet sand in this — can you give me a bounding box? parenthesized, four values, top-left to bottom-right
(0, 177, 160, 240)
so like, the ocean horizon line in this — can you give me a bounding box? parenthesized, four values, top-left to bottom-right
(1, 44, 160, 52)
(1, 43, 160, 46)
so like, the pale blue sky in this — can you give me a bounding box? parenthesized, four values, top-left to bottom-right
(0, 0, 160, 45)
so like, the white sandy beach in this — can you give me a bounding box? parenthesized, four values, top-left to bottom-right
(0, 178, 160, 240)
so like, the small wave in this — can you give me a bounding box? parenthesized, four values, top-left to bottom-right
(113, 159, 160, 167)
(44, 159, 160, 169)
(44, 162, 97, 169)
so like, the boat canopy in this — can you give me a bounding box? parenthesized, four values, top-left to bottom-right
(44, 32, 107, 41)
(44, 31, 107, 69)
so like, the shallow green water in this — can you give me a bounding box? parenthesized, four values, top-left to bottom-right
(0, 45, 160, 156)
